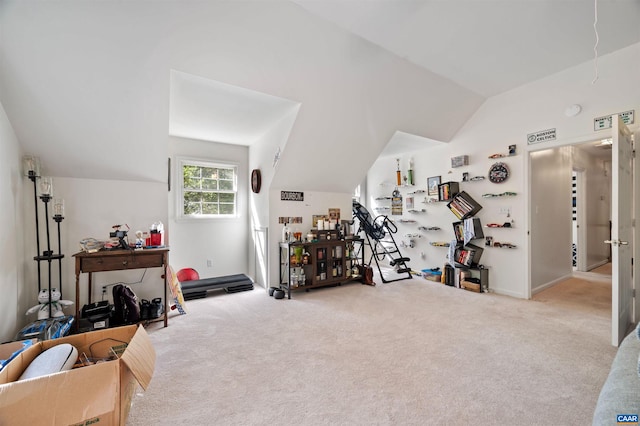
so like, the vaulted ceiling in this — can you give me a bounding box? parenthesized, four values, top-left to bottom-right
(294, 0, 640, 97)
(1, 1, 638, 187)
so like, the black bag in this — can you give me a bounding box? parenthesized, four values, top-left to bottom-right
(112, 284, 140, 325)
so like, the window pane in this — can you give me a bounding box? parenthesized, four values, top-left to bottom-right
(184, 191, 201, 202)
(202, 178, 218, 190)
(183, 176, 200, 190)
(219, 204, 234, 215)
(183, 166, 200, 179)
(184, 202, 201, 215)
(219, 180, 233, 191)
(219, 193, 235, 203)
(202, 192, 218, 202)
(202, 203, 218, 214)
(202, 167, 218, 179)
(219, 169, 234, 180)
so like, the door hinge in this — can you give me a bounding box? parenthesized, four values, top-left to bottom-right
(633, 289, 636, 298)
(633, 149, 636, 159)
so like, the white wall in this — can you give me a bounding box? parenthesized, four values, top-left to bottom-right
(366, 144, 453, 270)
(168, 137, 249, 278)
(366, 43, 640, 298)
(23, 177, 169, 315)
(248, 107, 301, 288)
(0, 101, 24, 342)
(455, 43, 639, 298)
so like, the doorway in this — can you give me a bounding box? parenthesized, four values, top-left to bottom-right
(529, 140, 612, 293)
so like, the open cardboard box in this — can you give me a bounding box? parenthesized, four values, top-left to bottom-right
(0, 325, 155, 426)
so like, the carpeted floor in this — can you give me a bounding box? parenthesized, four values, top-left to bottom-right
(128, 274, 617, 426)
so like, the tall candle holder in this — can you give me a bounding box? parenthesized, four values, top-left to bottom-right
(23, 156, 66, 319)
(53, 198, 65, 300)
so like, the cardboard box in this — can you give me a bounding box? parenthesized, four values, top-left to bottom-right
(0, 325, 155, 426)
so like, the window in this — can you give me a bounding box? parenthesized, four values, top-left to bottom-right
(178, 158, 237, 218)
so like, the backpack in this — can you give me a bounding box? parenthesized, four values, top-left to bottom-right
(112, 284, 140, 326)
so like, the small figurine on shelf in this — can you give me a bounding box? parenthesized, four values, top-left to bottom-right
(26, 288, 74, 320)
(135, 230, 145, 249)
(407, 158, 414, 185)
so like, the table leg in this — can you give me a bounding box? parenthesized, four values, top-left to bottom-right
(75, 270, 80, 330)
(88, 272, 93, 305)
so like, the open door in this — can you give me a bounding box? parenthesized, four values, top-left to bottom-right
(609, 114, 634, 346)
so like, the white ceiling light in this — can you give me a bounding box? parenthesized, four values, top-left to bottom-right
(564, 104, 582, 117)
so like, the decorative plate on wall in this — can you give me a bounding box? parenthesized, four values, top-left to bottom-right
(488, 162, 510, 183)
(251, 169, 261, 193)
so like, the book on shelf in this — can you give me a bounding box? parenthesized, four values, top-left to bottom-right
(447, 191, 482, 219)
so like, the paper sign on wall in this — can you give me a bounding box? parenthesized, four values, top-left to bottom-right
(527, 128, 556, 145)
(594, 110, 635, 131)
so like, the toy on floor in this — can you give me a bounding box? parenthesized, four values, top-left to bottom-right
(26, 288, 74, 320)
(166, 265, 187, 314)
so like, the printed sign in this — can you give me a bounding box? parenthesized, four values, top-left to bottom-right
(527, 128, 556, 145)
(281, 191, 304, 201)
(594, 110, 635, 131)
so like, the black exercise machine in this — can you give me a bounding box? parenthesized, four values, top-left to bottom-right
(352, 200, 412, 283)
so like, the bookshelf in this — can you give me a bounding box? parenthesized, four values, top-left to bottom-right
(438, 181, 459, 201)
(446, 191, 482, 219)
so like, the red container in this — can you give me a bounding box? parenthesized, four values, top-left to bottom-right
(150, 232, 161, 246)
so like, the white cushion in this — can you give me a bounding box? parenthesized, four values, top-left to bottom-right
(18, 343, 78, 381)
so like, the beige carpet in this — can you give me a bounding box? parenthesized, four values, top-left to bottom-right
(128, 274, 617, 426)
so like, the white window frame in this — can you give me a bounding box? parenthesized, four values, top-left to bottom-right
(176, 157, 238, 220)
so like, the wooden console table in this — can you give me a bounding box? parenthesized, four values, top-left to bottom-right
(73, 248, 170, 328)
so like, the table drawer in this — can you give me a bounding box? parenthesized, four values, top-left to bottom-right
(80, 253, 164, 272)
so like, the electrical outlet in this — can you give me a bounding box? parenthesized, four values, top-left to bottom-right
(206, 259, 212, 268)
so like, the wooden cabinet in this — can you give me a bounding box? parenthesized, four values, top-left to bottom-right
(279, 238, 363, 298)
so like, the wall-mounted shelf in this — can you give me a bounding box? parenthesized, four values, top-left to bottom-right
(438, 181, 460, 202)
(489, 242, 517, 248)
(482, 192, 517, 198)
(485, 222, 514, 228)
(447, 191, 482, 220)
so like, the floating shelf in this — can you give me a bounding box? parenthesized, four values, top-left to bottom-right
(482, 192, 517, 198)
(430, 241, 450, 247)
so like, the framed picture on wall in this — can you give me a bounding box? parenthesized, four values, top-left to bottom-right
(427, 176, 441, 196)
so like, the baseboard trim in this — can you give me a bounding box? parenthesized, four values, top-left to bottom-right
(586, 259, 609, 272)
(572, 270, 611, 282)
(531, 273, 574, 295)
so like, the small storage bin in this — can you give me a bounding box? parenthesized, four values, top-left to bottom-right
(421, 268, 443, 282)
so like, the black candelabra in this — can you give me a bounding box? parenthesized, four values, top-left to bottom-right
(23, 156, 65, 319)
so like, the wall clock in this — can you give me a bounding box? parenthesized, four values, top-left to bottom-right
(251, 169, 261, 193)
(488, 162, 510, 183)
